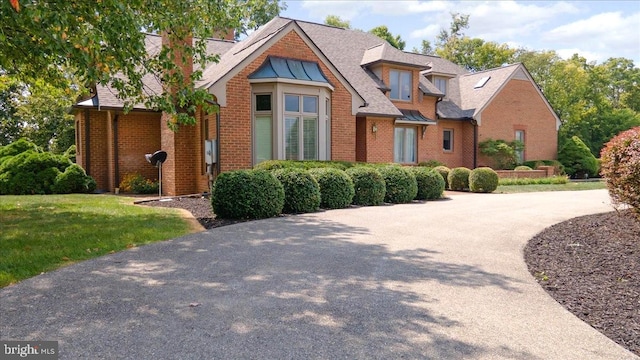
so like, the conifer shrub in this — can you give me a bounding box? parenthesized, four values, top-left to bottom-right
(411, 167, 445, 200)
(378, 165, 418, 204)
(448, 167, 471, 191)
(433, 165, 451, 189)
(558, 136, 599, 178)
(345, 167, 386, 206)
(272, 168, 321, 214)
(308, 167, 355, 209)
(600, 127, 640, 214)
(52, 164, 97, 194)
(469, 167, 499, 193)
(212, 170, 284, 219)
(0, 150, 71, 194)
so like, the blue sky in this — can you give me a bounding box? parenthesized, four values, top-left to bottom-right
(280, 0, 640, 65)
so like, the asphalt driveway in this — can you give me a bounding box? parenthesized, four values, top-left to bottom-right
(1, 189, 636, 359)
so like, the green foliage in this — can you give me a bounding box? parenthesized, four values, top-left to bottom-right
(212, 170, 284, 219)
(52, 164, 96, 194)
(469, 167, 499, 193)
(411, 167, 445, 200)
(369, 25, 406, 50)
(308, 168, 355, 209)
(324, 15, 350, 29)
(118, 173, 158, 194)
(514, 165, 533, 171)
(378, 166, 418, 204)
(63, 145, 77, 163)
(433, 166, 451, 189)
(0, 149, 72, 194)
(254, 160, 352, 171)
(499, 176, 569, 186)
(0, 138, 41, 163)
(411, 40, 435, 55)
(558, 136, 599, 178)
(418, 160, 445, 168)
(345, 167, 386, 206)
(479, 138, 524, 169)
(522, 160, 566, 175)
(272, 169, 321, 214)
(2, 0, 283, 128)
(600, 127, 640, 214)
(448, 167, 471, 191)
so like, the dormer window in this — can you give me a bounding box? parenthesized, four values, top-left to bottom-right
(434, 77, 447, 96)
(390, 69, 412, 101)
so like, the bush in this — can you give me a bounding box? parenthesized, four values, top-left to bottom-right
(448, 167, 471, 191)
(523, 160, 565, 175)
(272, 168, 321, 214)
(52, 164, 96, 194)
(346, 167, 386, 206)
(63, 145, 77, 163)
(119, 173, 158, 194)
(418, 160, 445, 168)
(499, 176, 569, 186)
(212, 170, 284, 219)
(411, 167, 445, 200)
(469, 167, 499, 193)
(433, 166, 451, 189)
(600, 127, 640, 214)
(0, 138, 41, 164)
(308, 168, 355, 209)
(514, 165, 533, 171)
(558, 136, 599, 178)
(0, 150, 71, 194)
(378, 166, 418, 204)
(255, 160, 353, 171)
(479, 138, 523, 169)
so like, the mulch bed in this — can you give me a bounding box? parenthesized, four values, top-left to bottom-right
(142, 195, 640, 356)
(525, 209, 640, 356)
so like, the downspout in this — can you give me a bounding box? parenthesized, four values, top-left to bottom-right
(215, 111, 221, 178)
(473, 120, 478, 168)
(113, 113, 120, 187)
(84, 109, 91, 175)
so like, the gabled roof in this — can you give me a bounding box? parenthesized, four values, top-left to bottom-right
(458, 64, 522, 118)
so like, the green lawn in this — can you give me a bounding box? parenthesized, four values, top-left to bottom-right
(0, 194, 195, 287)
(496, 181, 607, 193)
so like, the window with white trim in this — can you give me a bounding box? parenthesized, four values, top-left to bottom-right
(394, 126, 417, 163)
(254, 94, 273, 164)
(285, 94, 318, 160)
(390, 69, 412, 101)
(443, 129, 453, 152)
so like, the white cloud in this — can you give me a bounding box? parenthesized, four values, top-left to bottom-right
(300, 0, 449, 20)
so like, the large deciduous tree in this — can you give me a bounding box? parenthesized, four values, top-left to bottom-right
(1, 0, 283, 128)
(324, 15, 351, 29)
(369, 25, 406, 50)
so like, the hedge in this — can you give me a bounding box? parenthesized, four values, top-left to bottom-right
(346, 167, 386, 206)
(308, 167, 355, 209)
(272, 168, 321, 214)
(211, 169, 284, 219)
(377, 166, 417, 204)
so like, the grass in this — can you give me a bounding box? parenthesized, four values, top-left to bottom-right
(496, 180, 607, 193)
(0, 194, 195, 288)
(499, 176, 569, 186)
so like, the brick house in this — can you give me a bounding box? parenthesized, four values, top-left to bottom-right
(74, 17, 560, 196)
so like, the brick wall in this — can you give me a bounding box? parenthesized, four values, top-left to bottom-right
(117, 112, 162, 187)
(478, 79, 558, 166)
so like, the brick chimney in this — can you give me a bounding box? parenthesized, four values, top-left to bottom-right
(222, 28, 235, 41)
(159, 30, 201, 196)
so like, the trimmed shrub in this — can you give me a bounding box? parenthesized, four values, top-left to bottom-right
(378, 166, 418, 204)
(433, 166, 451, 189)
(558, 136, 599, 178)
(255, 160, 352, 171)
(600, 127, 640, 214)
(0, 150, 71, 194)
(514, 165, 533, 171)
(523, 160, 565, 175)
(272, 168, 321, 214)
(411, 167, 445, 200)
(469, 167, 499, 193)
(499, 176, 569, 186)
(212, 169, 284, 219)
(418, 160, 445, 168)
(346, 167, 386, 206)
(448, 167, 471, 191)
(119, 173, 158, 194)
(308, 167, 355, 209)
(52, 164, 96, 194)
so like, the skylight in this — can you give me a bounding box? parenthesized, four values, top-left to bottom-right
(474, 76, 491, 89)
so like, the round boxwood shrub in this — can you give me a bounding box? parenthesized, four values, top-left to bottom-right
(272, 168, 321, 214)
(378, 165, 418, 204)
(469, 167, 499, 193)
(52, 164, 96, 194)
(212, 170, 284, 219)
(433, 165, 451, 189)
(345, 167, 386, 206)
(600, 127, 640, 214)
(514, 165, 533, 171)
(308, 167, 355, 209)
(558, 136, 599, 178)
(411, 167, 445, 200)
(448, 167, 471, 191)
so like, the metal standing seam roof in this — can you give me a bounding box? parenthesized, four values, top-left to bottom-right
(396, 109, 437, 125)
(248, 56, 330, 84)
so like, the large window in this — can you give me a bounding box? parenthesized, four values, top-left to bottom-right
(443, 129, 453, 152)
(434, 77, 447, 96)
(390, 70, 412, 101)
(284, 94, 318, 160)
(394, 127, 417, 163)
(515, 130, 525, 164)
(254, 94, 273, 164)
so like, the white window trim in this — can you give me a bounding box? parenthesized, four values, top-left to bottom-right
(443, 129, 453, 152)
(390, 69, 412, 101)
(394, 126, 418, 164)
